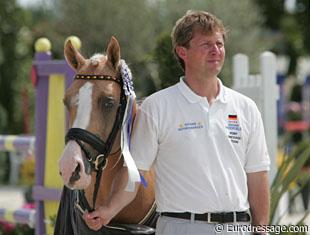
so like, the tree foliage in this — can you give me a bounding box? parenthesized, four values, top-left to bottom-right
(41, 0, 159, 97)
(153, 33, 183, 90)
(0, 0, 276, 133)
(29, 0, 271, 95)
(52, 0, 157, 60)
(255, 0, 310, 74)
(0, 0, 33, 134)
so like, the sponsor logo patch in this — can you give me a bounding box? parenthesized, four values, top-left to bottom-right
(226, 115, 241, 144)
(178, 121, 204, 131)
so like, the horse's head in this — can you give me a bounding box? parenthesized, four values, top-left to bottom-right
(59, 37, 125, 190)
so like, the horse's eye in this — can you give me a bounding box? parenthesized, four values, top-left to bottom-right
(105, 100, 115, 109)
(100, 97, 116, 110)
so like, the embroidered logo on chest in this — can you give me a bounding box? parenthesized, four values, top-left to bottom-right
(178, 121, 204, 131)
(226, 115, 242, 144)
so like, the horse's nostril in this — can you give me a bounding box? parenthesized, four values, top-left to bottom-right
(59, 171, 62, 176)
(69, 164, 81, 184)
(75, 163, 81, 174)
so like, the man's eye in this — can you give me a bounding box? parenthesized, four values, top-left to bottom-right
(202, 43, 211, 47)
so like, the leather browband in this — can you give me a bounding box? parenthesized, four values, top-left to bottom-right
(74, 74, 122, 84)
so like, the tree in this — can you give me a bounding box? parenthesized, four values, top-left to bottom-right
(29, 0, 271, 95)
(0, 0, 32, 134)
(45, 0, 159, 97)
(153, 33, 182, 89)
(255, 0, 310, 74)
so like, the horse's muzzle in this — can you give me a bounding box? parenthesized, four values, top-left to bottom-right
(58, 140, 92, 189)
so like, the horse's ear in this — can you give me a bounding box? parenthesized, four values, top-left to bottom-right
(64, 40, 85, 70)
(106, 36, 120, 70)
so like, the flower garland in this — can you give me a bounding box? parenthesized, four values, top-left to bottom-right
(120, 59, 135, 97)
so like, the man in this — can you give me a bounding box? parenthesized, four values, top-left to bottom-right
(84, 10, 270, 234)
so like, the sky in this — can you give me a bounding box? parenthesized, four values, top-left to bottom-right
(17, 0, 53, 8)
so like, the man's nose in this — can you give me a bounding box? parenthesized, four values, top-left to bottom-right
(209, 44, 221, 54)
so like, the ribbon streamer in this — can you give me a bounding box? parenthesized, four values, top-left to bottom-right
(121, 95, 141, 192)
(120, 60, 144, 192)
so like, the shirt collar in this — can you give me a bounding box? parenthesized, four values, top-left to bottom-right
(216, 79, 228, 103)
(177, 76, 228, 104)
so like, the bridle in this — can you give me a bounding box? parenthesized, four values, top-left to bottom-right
(65, 73, 128, 211)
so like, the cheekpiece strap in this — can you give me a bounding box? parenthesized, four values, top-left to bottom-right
(74, 74, 122, 85)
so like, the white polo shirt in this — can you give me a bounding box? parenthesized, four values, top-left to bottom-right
(130, 77, 270, 213)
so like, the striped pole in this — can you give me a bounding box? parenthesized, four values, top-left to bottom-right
(0, 208, 36, 227)
(0, 135, 35, 227)
(0, 37, 77, 234)
(32, 38, 52, 235)
(0, 135, 35, 152)
(32, 37, 75, 235)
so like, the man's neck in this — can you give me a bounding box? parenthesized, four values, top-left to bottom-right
(184, 74, 220, 105)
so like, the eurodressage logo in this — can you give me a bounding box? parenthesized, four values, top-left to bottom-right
(226, 115, 241, 144)
(178, 122, 204, 131)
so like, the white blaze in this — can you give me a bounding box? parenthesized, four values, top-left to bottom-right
(73, 82, 93, 129)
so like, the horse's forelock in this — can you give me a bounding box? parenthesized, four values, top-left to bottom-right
(90, 53, 106, 66)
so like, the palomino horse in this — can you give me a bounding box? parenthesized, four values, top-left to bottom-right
(55, 37, 157, 235)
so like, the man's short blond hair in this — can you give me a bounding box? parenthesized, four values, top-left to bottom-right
(171, 10, 226, 70)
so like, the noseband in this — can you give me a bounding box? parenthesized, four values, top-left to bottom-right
(65, 74, 128, 211)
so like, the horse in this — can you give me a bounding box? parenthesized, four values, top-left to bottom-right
(55, 37, 157, 235)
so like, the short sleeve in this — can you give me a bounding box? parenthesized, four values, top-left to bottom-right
(130, 98, 159, 171)
(244, 103, 270, 173)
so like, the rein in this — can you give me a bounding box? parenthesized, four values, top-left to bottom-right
(66, 74, 127, 211)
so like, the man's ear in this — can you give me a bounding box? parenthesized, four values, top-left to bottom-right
(64, 40, 85, 70)
(106, 36, 121, 70)
(175, 46, 187, 60)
